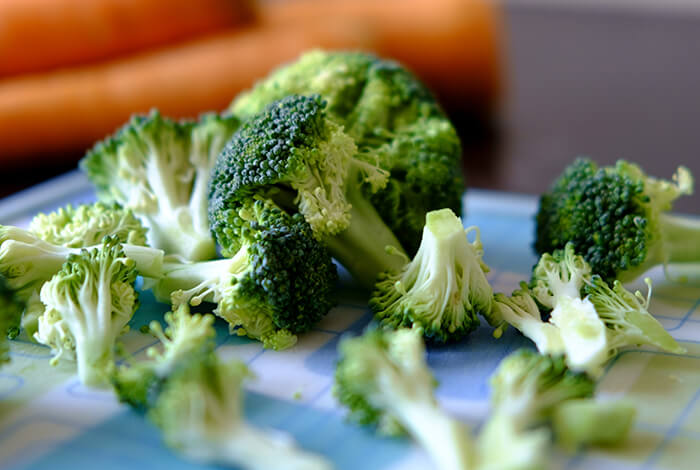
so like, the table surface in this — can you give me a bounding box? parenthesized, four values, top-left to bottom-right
(1, 172, 699, 470)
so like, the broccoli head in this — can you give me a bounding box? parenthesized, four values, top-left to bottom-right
(535, 158, 698, 283)
(81, 110, 240, 261)
(231, 49, 464, 257)
(155, 197, 338, 350)
(369, 208, 492, 343)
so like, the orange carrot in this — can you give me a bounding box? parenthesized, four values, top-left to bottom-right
(0, 22, 373, 163)
(256, 0, 504, 111)
(0, 0, 252, 78)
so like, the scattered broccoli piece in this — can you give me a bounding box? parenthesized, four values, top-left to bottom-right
(369, 208, 492, 343)
(334, 327, 475, 470)
(1, 275, 23, 364)
(28, 202, 147, 247)
(81, 110, 240, 261)
(535, 158, 698, 283)
(231, 49, 464, 257)
(154, 197, 337, 350)
(552, 399, 636, 452)
(584, 275, 686, 355)
(113, 305, 332, 470)
(477, 349, 595, 470)
(34, 237, 139, 387)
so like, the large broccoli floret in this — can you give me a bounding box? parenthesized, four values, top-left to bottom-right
(81, 110, 240, 261)
(334, 327, 475, 470)
(1, 275, 22, 364)
(369, 208, 492, 343)
(231, 49, 464, 256)
(210, 93, 405, 287)
(153, 197, 337, 350)
(113, 305, 332, 470)
(476, 349, 595, 470)
(34, 237, 139, 387)
(535, 158, 698, 283)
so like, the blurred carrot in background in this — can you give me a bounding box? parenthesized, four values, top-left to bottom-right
(0, 0, 253, 78)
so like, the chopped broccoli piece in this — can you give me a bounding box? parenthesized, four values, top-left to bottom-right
(369, 208, 492, 342)
(535, 158, 698, 283)
(552, 399, 636, 452)
(1, 275, 23, 364)
(113, 305, 332, 470)
(34, 237, 139, 387)
(29, 202, 147, 247)
(230, 49, 464, 257)
(154, 198, 337, 350)
(334, 327, 475, 470)
(81, 110, 240, 261)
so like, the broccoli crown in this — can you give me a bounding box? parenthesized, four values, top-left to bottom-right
(80, 110, 240, 261)
(1, 275, 23, 363)
(369, 208, 491, 343)
(35, 236, 139, 387)
(490, 349, 595, 428)
(231, 50, 464, 254)
(535, 158, 693, 283)
(28, 202, 147, 247)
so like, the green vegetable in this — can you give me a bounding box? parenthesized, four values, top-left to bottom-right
(369, 208, 492, 342)
(552, 399, 636, 452)
(535, 158, 698, 283)
(230, 50, 464, 261)
(152, 197, 337, 350)
(34, 237, 139, 387)
(1, 275, 22, 364)
(81, 110, 240, 261)
(113, 304, 332, 470)
(334, 327, 474, 470)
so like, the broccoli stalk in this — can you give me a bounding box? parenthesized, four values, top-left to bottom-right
(551, 399, 636, 452)
(334, 327, 474, 470)
(536, 159, 699, 283)
(369, 208, 492, 342)
(81, 111, 240, 261)
(35, 237, 139, 387)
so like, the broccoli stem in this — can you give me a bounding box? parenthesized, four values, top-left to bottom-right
(144, 211, 216, 262)
(660, 213, 700, 265)
(326, 183, 407, 289)
(396, 401, 474, 470)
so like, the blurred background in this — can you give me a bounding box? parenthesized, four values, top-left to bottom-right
(0, 0, 698, 213)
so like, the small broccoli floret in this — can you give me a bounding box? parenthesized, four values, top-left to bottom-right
(530, 244, 608, 374)
(0, 225, 163, 302)
(477, 349, 595, 470)
(491, 284, 565, 357)
(1, 275, 23, 364)
(154, 198, 337, 350)
(535, 158, 698, 283)
(230, 49, 464, 260)
(34, 237, 139, 387)
(334, 327, 475, 470)
(210, 94, 404, 287)
(369, 208, 492, 343)
(584, 275, 685, 355)
(81, 110, 240, 261)
(552, 399, 636, 452)
(114, 305, 332, 470)
(28, 202, 147, 247)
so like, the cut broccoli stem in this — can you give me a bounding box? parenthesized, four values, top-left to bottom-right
(325, 182, 407, 289)
(152, 255, 242, 305)
(661, 213, 700, 263)
(142, 211, 215, 263)
(552, 399, 636, 452)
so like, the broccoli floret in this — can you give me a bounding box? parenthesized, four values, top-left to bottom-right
(476, 349, 595, 470)
(28, 202, 147, 247)
(369, 208, 492, 342)
(34, 237, 139, 387)
(334, 327, 475, 470)
(154, 198, 337, 350)
(210, 94, 405, 287)
(535, 158, 698, 283)
(113, 305, 332, 470)
(1, 275, 23, 364)
(0, 225, 163, 302)
(81, 110, 240, 261)
(231, 50, 464, 257)
(551, 399, 636, 452)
